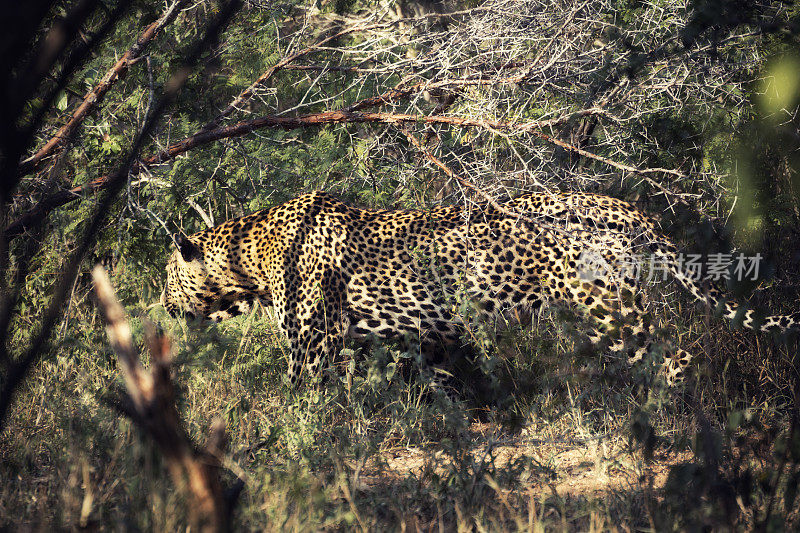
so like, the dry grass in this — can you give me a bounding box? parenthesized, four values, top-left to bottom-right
(1, 286, 799, 530)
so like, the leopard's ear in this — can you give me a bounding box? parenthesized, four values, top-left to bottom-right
(176, 234, 200, 262)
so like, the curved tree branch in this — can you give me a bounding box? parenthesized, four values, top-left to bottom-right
(18, 0, 189, 176)
(3, 105, 687, 241)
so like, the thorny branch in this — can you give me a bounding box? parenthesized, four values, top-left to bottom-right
(7, 0, 775, 244)
(200, 8, 485, 131)
(3, 102, 678, 241)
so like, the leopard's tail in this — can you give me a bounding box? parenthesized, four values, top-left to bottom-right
(644, 226, 800, 333)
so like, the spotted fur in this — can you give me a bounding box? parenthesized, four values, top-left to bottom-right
(162, 191, 800, 385)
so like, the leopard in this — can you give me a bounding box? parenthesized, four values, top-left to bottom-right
(161, 190, 800, 386)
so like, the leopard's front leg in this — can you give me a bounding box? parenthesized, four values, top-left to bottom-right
(280, 270, 347, 387)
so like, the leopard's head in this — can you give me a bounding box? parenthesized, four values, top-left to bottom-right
(162, 234, 255, 322)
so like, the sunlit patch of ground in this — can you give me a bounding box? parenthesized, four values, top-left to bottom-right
(353, 422, 687, 498)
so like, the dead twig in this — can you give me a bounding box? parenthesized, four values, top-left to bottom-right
(92, 266, 237, 532)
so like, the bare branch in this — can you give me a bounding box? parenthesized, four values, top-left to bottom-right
(402, 127, 497, 206)
(6, 0, 782, 243)
(1, 105, 681, 241)
(0, 0, 244, 435)
(19, 0, 189, 176)
(201, 7, 489, 130)
(92, 266, 235, 532)
(91, 266, 153, 411)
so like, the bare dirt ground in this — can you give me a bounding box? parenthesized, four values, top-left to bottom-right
(354, 423, 686, 499)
